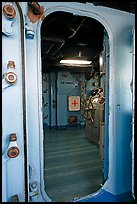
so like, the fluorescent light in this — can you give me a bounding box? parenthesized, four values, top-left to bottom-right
(60, 59, 92, 65)
(99, 55, 103, 66)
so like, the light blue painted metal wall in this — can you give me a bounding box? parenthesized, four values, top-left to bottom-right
(2, 2, 25, 202)
(131, 28, 135, 199)
(39, 4, 135, 199)
(43, 71, 87, 129)
(57, 71, 85, 127)
(2, 2, 135, 202)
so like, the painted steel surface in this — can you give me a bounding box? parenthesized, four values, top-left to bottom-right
(2, 2, 25, 202)
(2, 2, 135, 202)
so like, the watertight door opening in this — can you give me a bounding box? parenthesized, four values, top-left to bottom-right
(41, 11, 109, 202)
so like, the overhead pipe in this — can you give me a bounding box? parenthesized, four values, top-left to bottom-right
(51, 17, 86, 58)
(68, 18, 86, 38)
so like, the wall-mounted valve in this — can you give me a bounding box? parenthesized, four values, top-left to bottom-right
(81, 96, 96, 122)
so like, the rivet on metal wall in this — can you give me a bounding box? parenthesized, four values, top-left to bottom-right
(7, 146, 20, 158)
(3, 4, 16, 19)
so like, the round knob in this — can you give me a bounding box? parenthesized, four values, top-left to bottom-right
(7, 146, 19, 158)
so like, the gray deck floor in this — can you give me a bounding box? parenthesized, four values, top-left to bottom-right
(44, 127, 103, 202)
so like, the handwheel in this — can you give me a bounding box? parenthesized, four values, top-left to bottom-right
(81, 97, 95, 122)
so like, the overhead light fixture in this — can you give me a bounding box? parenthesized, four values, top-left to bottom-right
(99, 54, 103, 66)
(60, 51, 92, 65)
(60, 59, 92, 65)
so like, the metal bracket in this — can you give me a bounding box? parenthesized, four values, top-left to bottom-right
(2, 61, 17, 91)
(25, 14, 35, 39)
(2, 133, 20, 165)
(29, 181, 39, 197)
(2, 3, 16, 36)
(2, 19, 14, 36)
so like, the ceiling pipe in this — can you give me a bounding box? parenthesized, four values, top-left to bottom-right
(68, 18, 86, 38)
(50, 17, 86, 58)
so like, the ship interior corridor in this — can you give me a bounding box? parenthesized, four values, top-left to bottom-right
(41, 11, 109, 202)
